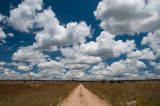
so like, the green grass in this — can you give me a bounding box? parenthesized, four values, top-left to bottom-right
(84, 81, 160, 106)
(0, 82, 77, 106)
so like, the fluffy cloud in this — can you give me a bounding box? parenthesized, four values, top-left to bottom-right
(9, 0, 43, 32)
(0, 64, 22, 80)
(76, 55, 102, 64)
(94, 0, 160, 34)
(0, 13, 5, 22)
(0, 28, 6, 42)
(0, 13, 14, 43)
(34, 8, 91, 50)
(7, 0, 91, 79)
(9, 2, 91, 49)
(36, 60, 66, 79)
(106, 58, 146, 72)
(88, 58, 146, 80)
(59, 31, 136, 76)
(79, 31, 135, 58)
(0, 14, 7, 43)
(0, 61, 6, 66)
(37, 60, 64, 71)
(142, 29, 160, 57)
(61, 53, 102, 65)
(0, 14, 3, 21)
(0, 28, 14, 43)
(127, 48, 156, 60)
(65, 64, 90, 70)
(9, 62, 32, 71)
(60, 45, 102, 64)
(12, 46, 49, 65)
(17, 65, 31, 71)
(3, 0, 159, 80)
(12, 45, 67, 79)
(151, 62, 160, 70)
(64, 70, 85, 80)
(7, 33, 14, 37)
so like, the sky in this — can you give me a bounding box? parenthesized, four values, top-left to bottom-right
(0, 0, 160, 80)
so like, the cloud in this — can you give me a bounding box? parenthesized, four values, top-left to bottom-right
(64, 70, 85, 80)
(12, 46, 49, 65)
(34, 8, 91, 50)
(0, 28, 14, 43)
(60, 45, 102, 64)
(37, 60, 64, 71)
(0, 63, 22, 80)
(17, 65, 32, 71)
(0, 13, 6, 22)
(65, 64, 90, 70)
(107, 58, 146, 72)
(7, 33, 14, 37)
(0, 13, 14, 43)
(0, 14, 7, 43)
(94, 0, 160, 34)
(151, 62, 160, 70)
(9, 0, 43, 32)
(142, 28, 160, 57)
(36, 60, 66, 79)
(0, 28, 6, 43)
(2, 0, 159, 80)
(7, 0, 91, 79)
(79, 31, 135, 58)
(127, 48, 156, 60)
(7, 0, 92, 50)
(88, 58, 146, 80)
(9, 62, 32, 72)
(12, 45, 68, 79)
(0, 61, 6, 66)
(9, 2, 91, 49)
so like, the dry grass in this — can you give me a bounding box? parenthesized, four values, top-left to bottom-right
(0, 81, 77, 106)
(84, 81, 160, 106)
(1, 81, 160, 106)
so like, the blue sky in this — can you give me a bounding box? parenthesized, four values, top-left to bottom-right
(0, 0, 160, 80)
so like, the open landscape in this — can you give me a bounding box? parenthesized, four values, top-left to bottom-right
(85, 81, 160, 106)
(1, 0, 160, 106)
(0, 80, 160, 106)
(0, 81, 77, 106)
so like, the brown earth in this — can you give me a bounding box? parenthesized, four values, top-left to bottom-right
(60, 84, 110, 106)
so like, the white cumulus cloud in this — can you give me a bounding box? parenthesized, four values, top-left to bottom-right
(142, 29, 160, 57)
(9, 0, 43, 32)
(94, 0, 160, 34)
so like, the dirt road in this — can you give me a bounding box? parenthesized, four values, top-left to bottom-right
(60, 84, 110, 106)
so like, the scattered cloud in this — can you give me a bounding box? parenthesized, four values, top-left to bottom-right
(88, 58, 146, 80)
(127, 48, 156, 60)
(0, 28, 6, 43)
(0, 0, 159, 80)
(34, 8, 91, 50)
(94, 0, 160, 34)
(7, 33, 14, 38)
(12, 46, 49, 65)
(9, 0, 43, 32)
(79, 31, 135, 58)
(142, 28, 160, 57)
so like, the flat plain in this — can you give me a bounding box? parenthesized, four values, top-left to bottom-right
(0, 80, 160, 106)
(0, 81, 78, 106)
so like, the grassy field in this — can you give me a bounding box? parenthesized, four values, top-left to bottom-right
(0, 81, 77, 106)
(84, 81, 160, 106)
(0, 81, 160, 106)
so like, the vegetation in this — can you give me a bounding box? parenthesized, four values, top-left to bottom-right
(0, 81, 160, 106)
(0, 81, 77, 106)
(85, 81, 160, 106)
